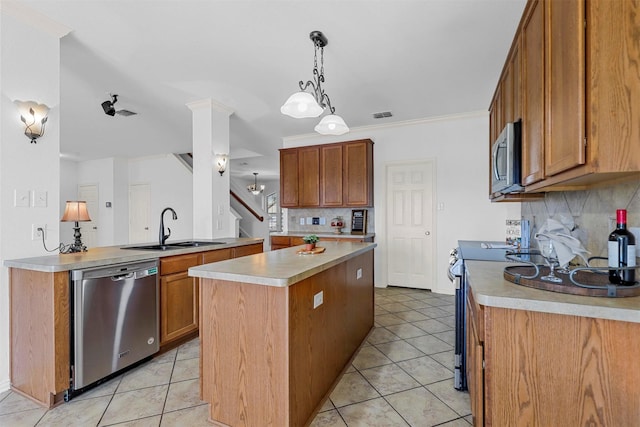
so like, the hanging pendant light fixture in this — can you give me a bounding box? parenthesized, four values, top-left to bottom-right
(247, 172, 265, 195)
(281, 30, 349, 136)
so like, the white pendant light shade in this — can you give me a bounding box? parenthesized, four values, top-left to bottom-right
(280, 91, 324, 118)
(314, 114, 349, 135)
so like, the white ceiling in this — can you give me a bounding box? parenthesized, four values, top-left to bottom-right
(15, 0, 526, 180)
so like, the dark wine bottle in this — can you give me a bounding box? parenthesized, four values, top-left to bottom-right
(608, 209, 636, 285)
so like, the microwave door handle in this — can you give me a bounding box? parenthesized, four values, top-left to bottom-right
(492, 141, 501, 181)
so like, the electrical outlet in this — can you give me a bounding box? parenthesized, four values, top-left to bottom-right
(300, 217, 305, 225)
(32, 224, 45, 240)
(313, 291, 324, 309)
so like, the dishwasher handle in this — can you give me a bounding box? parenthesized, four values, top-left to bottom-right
(111, 273, 134, 281)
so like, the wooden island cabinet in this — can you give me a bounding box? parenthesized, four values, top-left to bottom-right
(465, 260, 640, 426)
(190, 242, 376, 427)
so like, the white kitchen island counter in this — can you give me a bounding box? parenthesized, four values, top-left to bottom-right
(465, 260, 640, 323)
(189, 241, 376, 286)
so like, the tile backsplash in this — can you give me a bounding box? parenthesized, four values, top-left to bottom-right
(286, 208, 375, 234)
(522, 177, 640, 262)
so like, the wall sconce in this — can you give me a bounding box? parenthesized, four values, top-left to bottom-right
(60, 201, 92, 253)
(215, 153, 228, 176)
(14, 100, 49, 143)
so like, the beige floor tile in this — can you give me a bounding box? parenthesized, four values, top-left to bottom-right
(397, 355, 453, 385)
(385, 294, 415, 302)
(352, 346, 393, 370)
(440, 304, 456, 314)
(176, 339, 200, 361)
(374, 340, 424, 362)
(151, 349, 177, 365)
(387, 387, 460, 426)
(405, 335, 452, 355)
(0, 390, 10, 402)
(170, 357, 199, 383)
(329, 372, 380, 408)
(367, 327, 400, 345)
(374, 315, 405, 331)
(0, 391, 43, 415)
(106, 415, 161, 426)
(433, 330, 455, 346)
(75, 375, 122, 401)
(117, 361, 173, 392)
(374, 306, 390, 315)
(384, 323, 427, 339)
(344, 364, 356, 374)
(377, 303, 412, 314)
(439, 315, 456, 329)
(319, 397, 335, 412)
(392, 310, 428, 322)
(310, 409, 347, 427)
(412, 318, 451, 334)
(163, 379, 203, 413)
(0, 407, 46, 426)
(464, 414, 473, 424)
(426, 380, 471, 417)
(430, 349, 454, 368)
(99, 385, 169, 426)
(360, 364, 420, 396)
(374, 296, 394, 305)
(160, 403, 210, 427)
(439, 417, 473, 426)
(37, 395, 111, 427)
(338, 397, 409, 427)
(416, 307, 451, 318)
(398, 300, 432, 310)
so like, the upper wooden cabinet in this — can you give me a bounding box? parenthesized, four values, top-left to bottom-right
(491, 0, 640, 194)
(280, 139, 374, 208)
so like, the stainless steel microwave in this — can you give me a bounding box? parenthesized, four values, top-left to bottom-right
(491, 120, 523, 194)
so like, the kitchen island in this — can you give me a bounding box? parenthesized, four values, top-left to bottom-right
(4, 238, 263, 408)
(189, 241, 376, 427)
(465, 260, 640, 426)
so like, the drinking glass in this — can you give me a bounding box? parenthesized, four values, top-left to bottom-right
(539, 240, 563, 283)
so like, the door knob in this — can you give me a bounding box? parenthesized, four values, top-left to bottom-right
(425, 231, 431, 236)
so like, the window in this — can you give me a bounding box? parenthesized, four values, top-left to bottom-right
(266, 192, 280, 231)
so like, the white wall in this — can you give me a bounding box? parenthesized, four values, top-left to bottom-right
(284, 112, 521, 294)
(60, 158, 78, 245)
(0, 8, 65, 392)
(128, 154, 193, 242)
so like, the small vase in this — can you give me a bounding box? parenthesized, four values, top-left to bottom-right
(305, 243, 316, 251)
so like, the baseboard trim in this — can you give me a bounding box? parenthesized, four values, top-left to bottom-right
(0, 379, 10, 394)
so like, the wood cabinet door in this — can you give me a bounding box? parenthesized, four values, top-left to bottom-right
(344, 140, 373, 207)
(232, 243, 263, 258)
(280, 149, 299, 207)
(521, 0, 545, 186)
(466, 295, 484, 427)
(160, 271, 198, 345)
(544, 0, 585, 176)
(298, 146, 321, 207)
(321, 144, 343, 206)
(202, 248, 232, 264)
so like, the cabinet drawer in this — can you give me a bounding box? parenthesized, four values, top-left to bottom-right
(290, 237, 305, 246)
(160, 253, 201, 276)
(270, 236, 291, 246)
(202, 249, 232, 264)
(232, 243, 263, 258)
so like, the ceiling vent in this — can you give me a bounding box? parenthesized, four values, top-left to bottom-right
(372, 111, 393, 119)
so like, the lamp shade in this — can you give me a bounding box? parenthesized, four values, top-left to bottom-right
(61, 201, 92, 222)
(314, 114, 349, 135)
(280, 91, 324, 118)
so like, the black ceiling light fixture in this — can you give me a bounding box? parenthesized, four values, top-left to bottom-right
(101, 94, 137, 117)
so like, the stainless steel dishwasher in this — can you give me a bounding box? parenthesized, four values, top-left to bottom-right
(69, 259, 159, 397)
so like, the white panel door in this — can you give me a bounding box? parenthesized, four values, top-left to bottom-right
(78, 184, 99, 249)
(386, 161, 435, 289)
(129, 184, 151, 244)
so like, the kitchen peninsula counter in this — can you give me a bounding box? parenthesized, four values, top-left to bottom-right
(190, 241, 376, 427)
(4, 237, 263, 272)
(465, 260, 640, 426)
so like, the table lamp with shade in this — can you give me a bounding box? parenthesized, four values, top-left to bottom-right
(61, 201, 92, 252)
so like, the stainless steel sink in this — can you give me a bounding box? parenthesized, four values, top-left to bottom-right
(171, 241, 225, 247)
(122, 241, 226, 251)
(122, 244, 181, 251)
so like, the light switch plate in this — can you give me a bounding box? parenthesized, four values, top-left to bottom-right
(33, 190, 47, 208)
(14, 190, 30, 207)
(356, 268, 363, 279)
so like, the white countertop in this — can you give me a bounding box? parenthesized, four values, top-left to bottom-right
(3, 238, 263, 272)
(271, 232, 375, 239)
(189, 241, 376, 287)
(466, 260, 640, 323)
